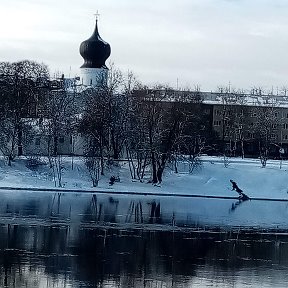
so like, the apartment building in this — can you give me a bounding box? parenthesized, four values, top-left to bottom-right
(205, 92, 288, 157)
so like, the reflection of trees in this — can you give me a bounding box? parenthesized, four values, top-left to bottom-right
(0, 192, 208, 228)
(50, 192, 62, 217)
(82, 197, 164, 226)
(3, 194, 288, 288)
(82, 194, 103, 223)
(0, 226, 288, 287)
(0, 224, 72, 287)
(148, 200, 161, 224)
(0, 193, 70, 222)
(72, 229, 205, 287)
(126, 200, 143, 223)
(5, 199, 41, 217)
(82, 195, 121, 224)
(60, 229, 288, 287)
(0, 249, 72, 288)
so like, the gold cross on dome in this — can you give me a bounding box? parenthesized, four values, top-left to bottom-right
(94, 11, 100, 21)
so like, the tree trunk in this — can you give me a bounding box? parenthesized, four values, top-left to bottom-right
(17, 129, 23, 156)
(156, 166, 164, 183)
(53, 136, 58, 156)
(151, 151, 158, 183)
(241, 140, 245, 159)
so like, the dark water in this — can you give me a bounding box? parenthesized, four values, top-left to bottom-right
(0, 190, 288, 287)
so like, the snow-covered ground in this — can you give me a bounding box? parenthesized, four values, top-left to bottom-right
(0, 156, 287, 200)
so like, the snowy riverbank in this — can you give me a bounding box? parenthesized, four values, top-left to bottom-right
(0, 156, 287, 200)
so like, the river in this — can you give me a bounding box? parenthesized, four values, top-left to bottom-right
(0, 190, 287, 287)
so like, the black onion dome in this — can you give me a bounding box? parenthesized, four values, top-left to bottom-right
(80, 20, 111, 68)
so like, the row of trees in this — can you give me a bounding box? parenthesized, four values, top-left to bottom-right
(0, 60, 50, 164)
(0, 60, 213, 185)
(79, 66, 215, 185)
(2, 60, 285, 185)
(0, 60, 80, 188)
(215, 87, 285, 167)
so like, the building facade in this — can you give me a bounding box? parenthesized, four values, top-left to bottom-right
(206, 92, 288, 157)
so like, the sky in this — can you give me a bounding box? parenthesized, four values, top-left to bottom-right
(1, 0, 288, 91)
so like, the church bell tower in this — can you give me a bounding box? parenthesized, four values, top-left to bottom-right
(79, 15, 111, 87)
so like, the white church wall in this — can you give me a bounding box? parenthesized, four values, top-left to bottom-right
(81, 67, 108, 87)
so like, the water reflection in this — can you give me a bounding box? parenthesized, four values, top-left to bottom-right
(0, 190, 287, 287)
(229, 197, 249, 213)
(0, 190, 287, 229)
(1, 225, 288, 287)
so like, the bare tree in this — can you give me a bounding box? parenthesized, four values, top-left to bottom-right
(130, 86, 207, 183)
(0, 60, 49, 164)
(84, 155, 100, 187)
(40, 76, 78, 187)
(254, 105, 280, 167)
(214, 87, 250, 160)
(121, 73, 148, 181)
(223, 96, 248, 158)
(79, 63, 125, 176)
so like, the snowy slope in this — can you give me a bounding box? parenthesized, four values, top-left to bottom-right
(0, 156, 287, 200)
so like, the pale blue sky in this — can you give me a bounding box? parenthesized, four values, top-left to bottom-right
(1, 0, 288, 91)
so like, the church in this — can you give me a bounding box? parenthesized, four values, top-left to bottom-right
(79, 16, 111, 87)
(23, 18, 112, 157)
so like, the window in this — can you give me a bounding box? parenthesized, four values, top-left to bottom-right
(59, 137, 64, 143)
(215, 110, 222, 116)
(35, 138, 40, 146)
(283, 135, 288, 140)
(224, 120, 230, 126)
(70, 136, 73, 144)
(213, 120, 221, 126)
(271, 124, 277, 129)
(275, 112, 278, 117)
(225, 110, 231, 116)
(284, 123, 288, 129)
(270, 134, 276, 140)
(248, 132, 255, 139)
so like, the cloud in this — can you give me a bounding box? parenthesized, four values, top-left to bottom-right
(1, 0, 288, 90)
